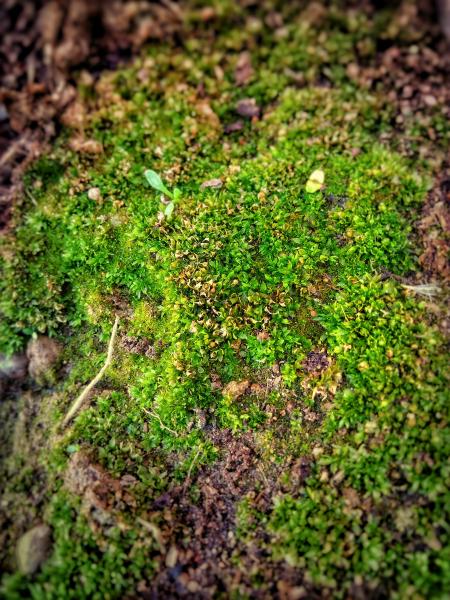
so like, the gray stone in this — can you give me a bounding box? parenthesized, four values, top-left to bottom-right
(0, 353, 28, 398)
(0, 353, 28, 380)
(0, 103, 8, 122)
(16, 524, 52, 575)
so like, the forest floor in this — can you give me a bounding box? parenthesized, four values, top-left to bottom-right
(0, 1, 449, 599)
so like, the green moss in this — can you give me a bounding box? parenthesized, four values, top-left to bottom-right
(1, 3, 449, 598)
(1, 492, 157, 600)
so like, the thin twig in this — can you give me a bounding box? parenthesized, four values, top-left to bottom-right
(183, 446, 203, 493)
(63, 316, 120, 427)
(24, 187, 37, 206)
(137, 517, 166, 552)
(0, 136, 27, 168)
(142, 407, 179, 436)
(402, 283, 441, 299)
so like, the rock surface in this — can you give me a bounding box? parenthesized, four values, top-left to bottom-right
(0, 353, 28, 396)
(26, 337, 62, 383)
(222, 380, 250, 400)
(0, 353, 28, 381)
(16, 524, 52, 575)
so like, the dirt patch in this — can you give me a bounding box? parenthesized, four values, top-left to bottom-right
(132, 428, 317, 599)
(26, 336, 63, 383)
(418, 170, 450, 283)
(142, 428, 261, 597)
(65, 452, 136, 534)
(121, 335, 157, 358)
(302, 350, 329, 375)
(0, 0, 183, 231)
(0, 391, 50, 572)
(351, 2, 450, 290)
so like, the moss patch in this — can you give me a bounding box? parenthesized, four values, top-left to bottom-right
(1, 2, 449, 598)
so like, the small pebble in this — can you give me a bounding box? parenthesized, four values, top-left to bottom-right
(423, 94, 437, 107)
(236, 98, 260, 118)
(201, 178, 223, 189)
(87, 187, 101, 201)
(165, 545, 178, 568)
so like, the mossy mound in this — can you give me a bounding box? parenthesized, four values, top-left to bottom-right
(1, 3, 449, 599)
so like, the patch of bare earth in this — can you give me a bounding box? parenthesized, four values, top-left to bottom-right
(0, 391, 51, 571)
(418, 171, 450, 284)
(62, 425, 318, 598)
(129, 427, 314, 599)
(65, 452, 137, 536)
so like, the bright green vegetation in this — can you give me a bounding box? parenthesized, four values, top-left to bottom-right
(1, 3, 449, 599)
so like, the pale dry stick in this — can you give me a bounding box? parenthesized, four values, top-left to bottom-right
(62, 316, 120, 427)
(0, 136, 27, 168)
(24, 187, 38, 206)
(183, 446, 203, 493)
(142, 407, 179, 437)
(136, 517, 166, 552)
(401, 283, 441, 299)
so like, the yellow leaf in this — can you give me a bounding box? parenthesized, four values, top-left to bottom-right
(305, 169, 325, 193)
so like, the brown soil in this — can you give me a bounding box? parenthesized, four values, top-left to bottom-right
(136, 428, 317, 599)
(0, 0, 183, 230)
(418, 170, 450, 283)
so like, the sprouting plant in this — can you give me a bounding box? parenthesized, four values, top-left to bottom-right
(144, 169, 181, 219)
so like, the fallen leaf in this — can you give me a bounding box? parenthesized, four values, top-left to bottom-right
(222, 380, 250, 400)
(224, 120, 244, 134)
(394, 507, 416, 532)
(305, 169, 325, 193)
(236, 98, 260, 119)
(250, 383, 264, 395)
(342, 487, 360, 509)
(196, 100, 220, 128)
(201, 178, 223, 189)
(234, 51, 253, 86)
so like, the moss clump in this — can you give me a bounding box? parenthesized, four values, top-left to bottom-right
(2, 492, 157, 600)
(1, 3, 449, 599)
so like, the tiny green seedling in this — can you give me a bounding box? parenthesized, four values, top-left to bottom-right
(144, 169, 181, 219)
